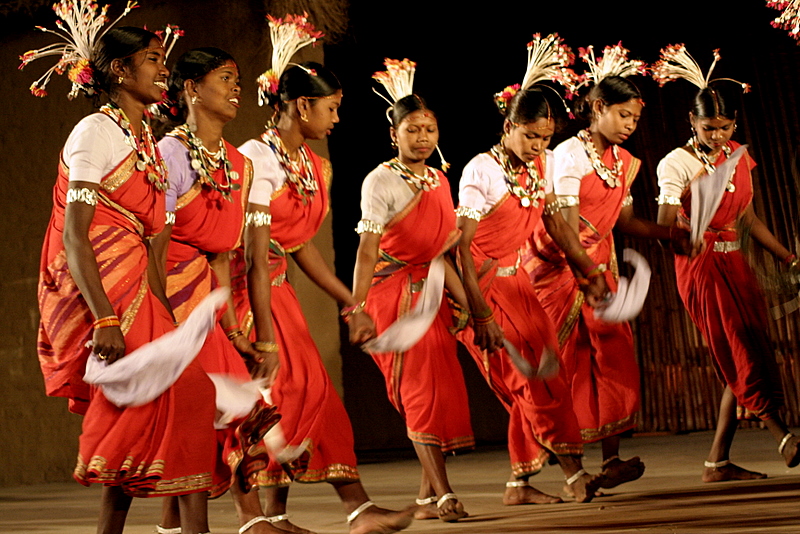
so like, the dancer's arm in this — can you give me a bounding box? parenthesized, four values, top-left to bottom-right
(456, 216, 504, 352)
(349, 232, 380, 344)
(63, 182, 126, 363)
(741, 204, 794, 261)
(243, 203, 279, 383)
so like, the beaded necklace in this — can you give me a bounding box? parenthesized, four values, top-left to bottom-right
(100, 102, 168, 191)
(261, 127, 317, 202)
(383, 158, 440, 191)
(488, 144, 546, 208)
(577, 129, 623, 189)
(167, 124, 240, 201)
(688, 136, 734, 192)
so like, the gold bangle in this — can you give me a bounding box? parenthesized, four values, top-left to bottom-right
(340, 301, 366, 317)
(226, 329, 243, 341)
(253, 340, 279, 353)
(93, 315, 120, 329)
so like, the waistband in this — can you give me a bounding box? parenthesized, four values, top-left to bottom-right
(713, 240, 740, 253)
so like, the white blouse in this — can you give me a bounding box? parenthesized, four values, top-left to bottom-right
(359, 165, 417, 226)
(656, 147, 702, 204)
(238, 138, 286, 207)
(458, 150, 554, 215)
(62, 113, 134, 184)
(552, 136, 593, 197)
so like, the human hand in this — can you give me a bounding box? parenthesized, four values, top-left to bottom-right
(584, 275, 610, 308)
(92, 326, 126, 364)
(348, 312, 376, 345)
(473, 319, 505, 353)
(248, 350, 280, 387)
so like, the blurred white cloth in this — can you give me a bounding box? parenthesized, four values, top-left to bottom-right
(502, 339, 559, 380)
(362, 254, 445, 354)
(594, 249, 651, 323)
(208, 375, 264, 429)
(690, 145, 748, 247)
(84, 288, 228, 408)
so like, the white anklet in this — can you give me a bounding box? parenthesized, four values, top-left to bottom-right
(437, 493, 457, 509)
(565, 468, 586, 486)
(156, 526, 182, 534)
(265, 515, 289, 523)
(704, 459, 730, 469)
(347, 501, 375, 524)
(239, 516, 268, 534)
(505, 480, 529, 488)
(779, 432, 794, 455)
(415, 496, 437, 505)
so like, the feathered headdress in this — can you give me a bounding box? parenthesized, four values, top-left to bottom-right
(18, 0, 139, 99)
(571, 42, 647, 94)
(494, 33, 576, 114)
(651, 45, 750, 93)
(257, 12, 324, 107)
(372, 58, 448, 172)
(768, 1, 800, 41)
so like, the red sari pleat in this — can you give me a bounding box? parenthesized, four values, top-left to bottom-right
(232, 146, 359, 486)
(529, 145, 641, 443)
(457, 154, 582, 477)
(165, 141, 269, 497)
(673, 142, 783, 419)
(366, 171, 474, 453)
(38, 147, 216, 497)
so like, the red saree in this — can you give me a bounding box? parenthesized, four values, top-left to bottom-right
(458, 154, 583, 478)
(165, 140, 270, 497)
(38, 143, 216, 497)
(232, 143, 359, 486)
(529, 144, 641, 443)
(672, 142, 783, 419)
(366, 170, 474, 453)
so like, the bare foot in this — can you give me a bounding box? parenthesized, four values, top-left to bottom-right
(413, 502, 437, 520)
(239, 517, 298, 534)
(702, 462, 767, 483)
(503, 485, 563, 505)
(564, 472, 605, 503)
(349, 505, 415, 534)
(600, 456, 645, 489)
(781, 435, 800, 468)
(437, 495, 468, 522)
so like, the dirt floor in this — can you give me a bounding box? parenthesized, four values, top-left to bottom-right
(2, 428, 799, 534)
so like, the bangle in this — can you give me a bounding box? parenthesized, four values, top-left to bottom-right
(473, 313, 494, 326)
(340, 301, 366, 317)
(223, 324, 240, 333)
(226, 329, 244, 341)
(583, 263, 607, 280)
(93, 315, 120, 329)
(473, 307, 493, 320)
(784, 254, 797, 265)
(253, 341, 279, 353)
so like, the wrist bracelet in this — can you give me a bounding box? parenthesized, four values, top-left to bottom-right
(93, 315, 120, 329)
(583, 263, 607, 280)
(784, 254, 797, 265)
(223, 323, 241, 334)
(473, 313, 494, 326)
(340, 301, 366, 317)
(226, 329, 244, 341)
(253, 340, 279, 353)
(473, 307, 493, 320)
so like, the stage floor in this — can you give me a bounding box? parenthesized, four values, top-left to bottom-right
(2, 428, 798, 534)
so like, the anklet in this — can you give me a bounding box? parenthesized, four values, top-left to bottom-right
(347, 501, 375, 524)
(415, 496, 437, 505)
(565, 468, 586, 486)
(156, 526, 181, 534)
(239, 516, 268, 534)
(265, 515, 289, 523)
(505, 480, 530, 488)
(437, 493, 458, 509)
(779, 432, 794, 455)
(703, 459, 730, 469)
(601, 455, 620, 467)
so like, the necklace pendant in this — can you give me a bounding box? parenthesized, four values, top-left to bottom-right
(229, 171, 239, 181)
(136, 160, 146, 172)
(520, 197, 531, 208)
(148, 172, 159, 184)
(727, 182, 736, 193)
(231, 183, 241, 191)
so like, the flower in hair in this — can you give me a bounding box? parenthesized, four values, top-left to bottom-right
(493, 84, 520, 114)
(577, 42, 647, 86)
(154, 24, 184, 60)
(19, 0, 139, 99)
(257, 12, 324, 106)
(521, 33, 575, 91)
(768, 1, 800, 41)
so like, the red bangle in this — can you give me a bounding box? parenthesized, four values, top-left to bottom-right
(784, 254, 797, 265)
(93, 315, 120, 329)
(223, 324, 240, 334)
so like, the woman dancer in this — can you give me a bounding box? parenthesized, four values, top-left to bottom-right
(232, 13, 414, 534)
(154, 48, 282, 534)
(653, 45, 800, 481)
(456, 35, 608, 504)
(529, 44, 686, 490)
(28, 7, 216, 533)
(350, 58, 473, 522)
